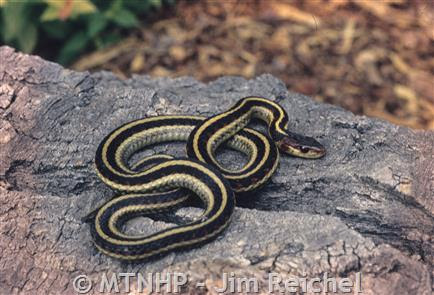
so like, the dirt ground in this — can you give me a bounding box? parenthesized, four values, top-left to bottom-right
(72, 0, 434, 130)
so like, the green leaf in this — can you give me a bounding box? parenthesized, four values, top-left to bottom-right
(40, 5, 58, 21)
(108, 0, 122, 13)
(42, 0, 64, 9)
(99, 32, 121, 48)
(150, 0, 162, 8)
(124, 0, 161, 12)
(1, 2, 27, 41)
(41, 0, 97, 21)
(110, 8, 138, 28)
(17, 23, 38, 53)
(1, 1, 41, 52)
(57, 31, 89, 64)
(70, 0, 97, 18)
(40, 21, 72, 39)
(86, 13, 107, 38)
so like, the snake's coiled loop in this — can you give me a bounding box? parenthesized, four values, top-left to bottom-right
(85, 97, 325, 260)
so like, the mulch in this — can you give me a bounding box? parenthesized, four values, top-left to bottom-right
(72, 0, 434, 130)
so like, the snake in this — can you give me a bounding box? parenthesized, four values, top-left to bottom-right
(83, 96, 326, 261)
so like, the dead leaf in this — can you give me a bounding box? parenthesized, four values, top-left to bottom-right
(409, 71, 434, 103)
(268, 2, 321, 27)
(353, 0, 414, 28)
(130, 54, 145, 73)
(389, 53, 411, 75)
(151, 66, 171, 77)
(339, 19, 356, 54)
(169, 46, 188, 62)
(394, 85, 418, 113)
(72, 38, 139, 71)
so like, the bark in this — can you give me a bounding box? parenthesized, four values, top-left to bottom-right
(0, 46, 432, 294)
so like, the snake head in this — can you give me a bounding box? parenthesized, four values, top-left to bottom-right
(277, 131, 326, 159)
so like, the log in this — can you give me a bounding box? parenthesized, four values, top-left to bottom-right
(0, 46, 432, 294)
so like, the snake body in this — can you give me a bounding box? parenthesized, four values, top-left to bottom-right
(84, 97, 325, 260)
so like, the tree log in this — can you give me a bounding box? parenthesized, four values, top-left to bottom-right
(0, 46, 432, 294)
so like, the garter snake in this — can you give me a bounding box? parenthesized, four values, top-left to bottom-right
(84, 96, 325, 261)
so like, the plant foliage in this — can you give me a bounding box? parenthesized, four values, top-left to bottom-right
(0, 0, 168, 65)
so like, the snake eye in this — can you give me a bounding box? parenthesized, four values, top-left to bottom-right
(300, 146, 310, 153)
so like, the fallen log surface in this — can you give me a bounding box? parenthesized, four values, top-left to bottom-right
(0, 46, 432, 294)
